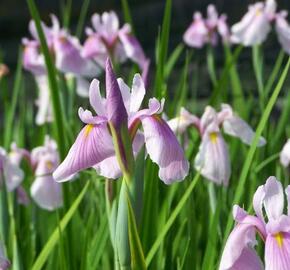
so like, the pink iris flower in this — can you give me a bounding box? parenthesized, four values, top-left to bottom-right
(231, 0, 277, 46)
(0, 143, 30, 205)
(220, 176, 290, 270)
(53, 59, 189, 184)
(82, 11, 149, 76)
(0, 242, 10, 270)
(168, 104, 266, 185)
(30, 136, 63, 211)
(22, 15, 99, 125)
(183, 4, 230, 48)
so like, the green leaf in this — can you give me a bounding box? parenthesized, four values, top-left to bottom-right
(75, 0, 91, 38)
(31, 182, 90, 270)
(121, 0, 134, 33)
(145, 173, 200, 267)
(26, 0, 68, 159)
(126, 189, 146, 270)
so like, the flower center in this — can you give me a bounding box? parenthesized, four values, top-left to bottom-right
(46, 161, 53, 170)
(209, 132, 218, 143)
(274, 232, 284, 248)
(84, 124, 94, 138)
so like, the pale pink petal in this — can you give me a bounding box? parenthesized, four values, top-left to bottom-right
(200, 106, 217, 134)
(253, 185, 266, 223)
(89, 79, 106, 116)
(280, 139, 290, 167)
(286, 186, 290, 216)
(78, 108, 107, 125)
(117, 78, 131, 114)
(265, 232, 290, 270)
(195, 124, 231, 186)
(276, 12, 290, 55)
(94, 156, 122, 179)
(53, 123, 114, 182)
(167, 107, 200, 134)
(219, 222, 262, 270)
(141, 115, 189, 184)
(183, 12, 209, 48)
(31, 174, 63, 211)
(130, 74, 146, 113)
(263, 176, 284, 221)
(231, 3, 271, 46)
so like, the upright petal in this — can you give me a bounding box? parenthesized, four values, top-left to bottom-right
(89, 79, 106, 116)
(253, 185, 266, 223)
(263, 176, 284, 221)
(194, 124, 231, 186)
(141, 115, 189, 184)
(130, 74, 146, 113)
(105, 59, 128, 131)
(53, 123, 114, 181)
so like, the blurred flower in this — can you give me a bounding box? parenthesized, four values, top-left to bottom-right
(30, 136, 63, 211)
(231, 0, 276, 46)
(0, 242, 10, 270)
(0, 64, 9, 79)
(53, 59, 189, 184)
(168, 104, 266, 185)
(280, 139, 290, 167)
(183, 4, 230, 48)
(219, 176, 290, 270)
(22, 14, 100, 125)
(82, 11, 149, 74)
(275, 11, 290, 55)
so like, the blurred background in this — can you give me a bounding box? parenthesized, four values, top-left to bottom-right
(1, 0, 290, 68)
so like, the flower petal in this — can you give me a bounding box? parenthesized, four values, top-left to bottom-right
(265, 232, 290, 270)
(141, 115, 189, 184)
(53, 123, 114, 182)
(195, 124, 231, 186)
(130, 74, 146, 113)
(31, 174, 63, 211)
(263, 176, 284, 221)
(280, 139, 290, 167)
(253, 185, 266, 223)
(167, 107, 200, 134)
(219, 222, 262, 270)
(89, 78, 106, 116)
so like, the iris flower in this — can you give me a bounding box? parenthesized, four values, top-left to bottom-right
(30, 136, 63, 211)
(168, 104, 266, 185)
(53, 59, 189, 184)
(82, 11, 149, 75)
(220, 176, 290, 270)
(22, 15, 99, 125)
(183, 4, 230, 48)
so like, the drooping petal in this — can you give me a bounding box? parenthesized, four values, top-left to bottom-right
(167, 107, 200, 134)
(141, 115, 189, 184)
(194, 123, 231, 186)
(53, 33, 99, 77)
(183, 12, 209, 48)
(280, 139, 290, 167)
(53, 123, 114, 182)
(276, 12, 290, 55)
(265, 232, 290, 270)
(263, 176, 284, 221)
(219, 221, 262, 270)
(3, 159, 24, 192)
(220, 104, 266, 146)
(31, 174, 63, 211)
(231, 3, 271, 46)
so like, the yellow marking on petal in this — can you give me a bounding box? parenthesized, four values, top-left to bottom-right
(84, 124, 94, 138)
(256, 9, 262, 16)
(209, 132, 218, 144)
(275, 232, 284, 248)
(46, 161, 53, 170)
